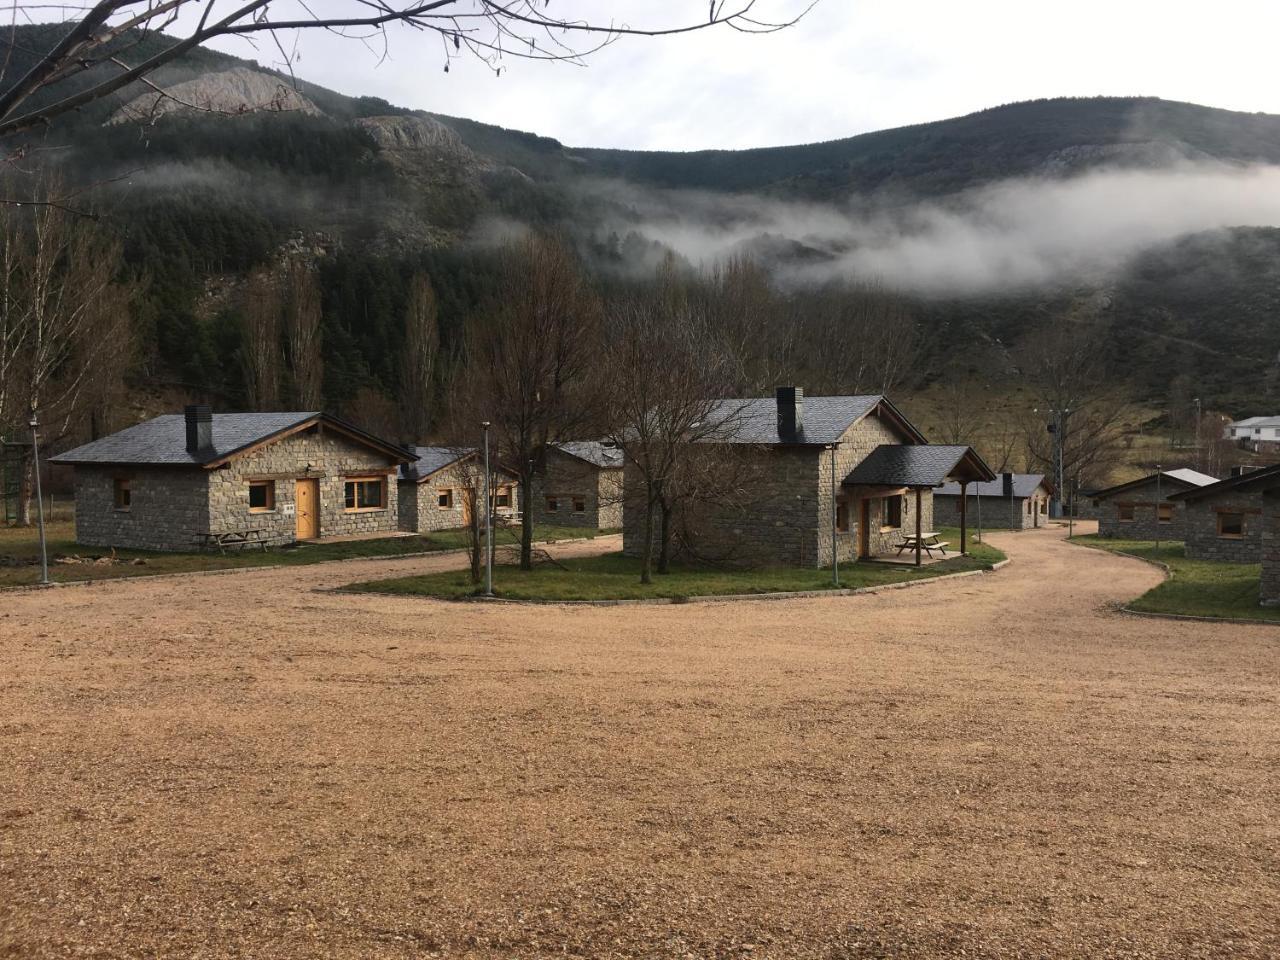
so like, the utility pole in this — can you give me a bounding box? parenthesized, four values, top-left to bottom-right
(29, 414, 49, 586)
(1155, 462, 1162, 552)
(829, 444, 839, 588)
(1192, 397, 1202, 472)
(482, 421, 493, 598)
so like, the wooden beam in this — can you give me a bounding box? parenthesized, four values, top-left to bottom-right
(915, 487, 923, 567)
(960, 481, 968, 556)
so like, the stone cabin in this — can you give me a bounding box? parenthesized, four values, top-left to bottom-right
(50, 406, 412, 552)
(398, 446, 520, 533)
(1166, 467, 1270, 563)
(1092, 468, 1217, 540)
(934, 473, 1053, 530)
(622, 387, 994, 568)
(530, 442, 625, 530)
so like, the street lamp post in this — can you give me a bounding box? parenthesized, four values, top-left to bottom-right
(482, 421, 493, 597)
(829, 443, 839, 588)
(29, 414, 49, 586)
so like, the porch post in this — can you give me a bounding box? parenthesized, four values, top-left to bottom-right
(959, 481, 968, 556)
(915, 486, 923, 567)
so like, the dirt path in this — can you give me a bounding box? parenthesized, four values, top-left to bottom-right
(1, 526, 1277, 958)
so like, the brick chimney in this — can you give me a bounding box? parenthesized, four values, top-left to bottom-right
(776, 386, 804, 441)
(185, 405, 213, 456)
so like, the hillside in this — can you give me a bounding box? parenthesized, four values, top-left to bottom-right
(2, 24, 1279, 437)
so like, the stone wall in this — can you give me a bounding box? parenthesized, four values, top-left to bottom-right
(1096, 478, 1187, 540)
(398, 462, 520, 533)
(208, 424, 401, 543)
(1182, 491, 1263, 563)
(1260, 491, 1280, 605)
(530, 450, 621, 529)
(933, 492, 1047, 530)
(73, 466, 210, 552)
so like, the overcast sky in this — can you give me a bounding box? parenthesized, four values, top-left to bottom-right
(210, 1, 1280, 152)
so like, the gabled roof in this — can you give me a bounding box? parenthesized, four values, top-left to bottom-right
(399, 446, 474, 482)
(843, 444, 996, 488)
(935, 473, 1051, 499)
(695, 395, 925, 446)
(1167, 463, 1280, 502)
(554, 441, 625, 469)
(50, 412, 413, 468)
(1229, 416, 1280, 428)
(1091, 468, 1218, 501)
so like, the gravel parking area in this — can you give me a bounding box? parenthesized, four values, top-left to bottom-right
(1, 526, 1277, 958)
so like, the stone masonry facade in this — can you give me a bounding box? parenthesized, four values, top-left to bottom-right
(933, 489, 1049, 531)
(1260, 490, 1280, 606)
(1182, 490, 1263, 563)
(622, 411, 934, 568)
(398, 460, 520, 533)
(530, 450, 624, 530)
(1097, 477, 1187, 540)
(74, 424, 401, 552)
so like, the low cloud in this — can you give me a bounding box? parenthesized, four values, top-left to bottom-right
(586, 162, 1280, 294)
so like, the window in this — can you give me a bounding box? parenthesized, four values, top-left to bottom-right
(248, 480, 275, 513)
(836, 499, 850, 533)
(1218, 512, 1245, 538)
(437, 488, 454, 509)
(573, 495, 587, 513)
(545, 496, 559, 513)
(344, 477, 385, 511)
(495, 486, 512, 508)
(1157, 502, 1174, 524)
(112, 478, 131, 511)
(1117, 503, 1135, 522)
(1026, 499, 1033, 516)
(882, 495, 903, 530)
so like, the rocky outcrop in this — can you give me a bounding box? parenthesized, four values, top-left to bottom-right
(108, 67, 321, 125)
(355, 114, 488, 168)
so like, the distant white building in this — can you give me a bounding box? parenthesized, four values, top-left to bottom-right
(1226, 416, 1280, 448)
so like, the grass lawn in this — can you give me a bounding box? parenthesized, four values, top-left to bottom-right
(1072, 534, 1280, 622)
(0, 515, 612, 589)
(345, 527, 1007, 602)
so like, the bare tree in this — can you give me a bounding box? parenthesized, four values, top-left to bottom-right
(240, 269, 282, 409)
(931, 377, 986, 446)
(699, 255, 795, 394)
(399, 271, 440, 443)
(800, 280, 921, 395)
(458, 233, 602, 570)
(602, 292, 738, 583)
(284, 260, 323, 408)
(0, 3, 813, 143)
(0, 185, 133, 523)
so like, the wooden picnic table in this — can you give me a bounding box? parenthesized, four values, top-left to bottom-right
(195, 528, 271, 554)
(896, 530, 950, 558)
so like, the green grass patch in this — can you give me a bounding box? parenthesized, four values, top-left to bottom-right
(344, 528, 1006, 602)
(0, 519, 610, 588)
(1072, 534, 1280, 622)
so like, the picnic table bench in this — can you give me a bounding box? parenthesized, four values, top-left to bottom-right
(195, 528, 271, 554)
(896, 531, 950, 558)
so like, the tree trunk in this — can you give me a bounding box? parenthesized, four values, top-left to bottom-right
(657, 497, 673, 574)
(520, 471, 534, 571)
(16, 448, 33, 527)
(468, 490, 482, 584)
(640, 496, 656, 585)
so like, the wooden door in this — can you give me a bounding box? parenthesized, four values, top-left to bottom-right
(295, 479, 319, 540)
(858, 499, 871, 559)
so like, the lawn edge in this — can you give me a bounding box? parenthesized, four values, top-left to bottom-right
(0, 534, 614, 593)
(1066, 537, 1280, 628)
(337, 558, 1008, 606)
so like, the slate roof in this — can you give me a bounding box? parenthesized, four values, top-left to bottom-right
(1167, 463, 1280, 502)
(843, 444, 995, 488)
(556, 441, 625, 469)
(935, 473, 1050, 499)
(1091, 468, 1218, 500)
(1229, 416, 1280, 428)
(50, 411, 412, 467)
(693, 395, 923, 445)
(399, 446, 475, 482)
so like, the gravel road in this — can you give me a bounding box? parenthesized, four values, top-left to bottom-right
(1, 525, 1277, 958)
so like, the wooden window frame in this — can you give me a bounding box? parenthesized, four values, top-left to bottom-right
(494, 485, 512, 509)
(836, 498, 850, 533)
(881, 495, 903, 531)
(572, 495, 587, 514)
(437, 488, 454, 510)
(112, 477, 132, 512)
(248, 480, 276, 514)
(1117, 503, 1136, 522)
(344, 476, 386, 512)
(545, 496, 559, 513)
(1157, 502, 1174, 524)
(1217, 512, 1245, 539)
